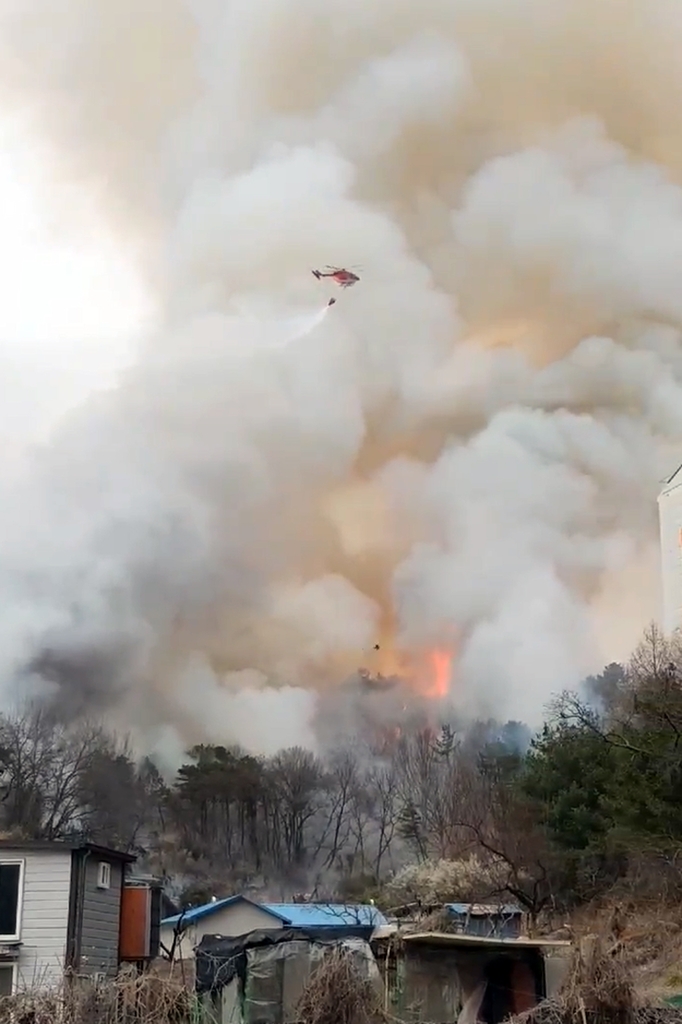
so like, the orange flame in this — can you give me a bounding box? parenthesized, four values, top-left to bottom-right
(424, 649, 451, 699)
(369, 643, 453, 700)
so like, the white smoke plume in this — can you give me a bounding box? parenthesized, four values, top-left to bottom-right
(0, 0, 681, 755)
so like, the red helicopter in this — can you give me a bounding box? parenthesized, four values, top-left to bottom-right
(312, 265, 360, 288)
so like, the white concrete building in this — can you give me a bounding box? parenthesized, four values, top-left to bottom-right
(658, 462, 682, 634)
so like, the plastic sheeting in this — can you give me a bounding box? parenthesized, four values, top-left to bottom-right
(197, 931, 379, 1024)
(195, 926, 375, 995)
(244, 937, 379, 1024)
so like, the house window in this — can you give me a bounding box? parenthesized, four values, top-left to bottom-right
(96, 862, 111, 890)
(0, 964, 14, 996)
(0, 861, 24, 942)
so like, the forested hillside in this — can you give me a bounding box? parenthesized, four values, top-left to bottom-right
(2, 624, 682, 916)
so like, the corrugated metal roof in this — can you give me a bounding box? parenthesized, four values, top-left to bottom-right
(0, 840, 136, 862)
(264, 903, 388, 928)
(446, 903, 522, 916)
(404, 932, 571, 949)
(162, 895, 286, 927)
(161, 897, 387, 930)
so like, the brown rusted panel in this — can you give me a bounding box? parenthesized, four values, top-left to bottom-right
(119, 886, 151, 960)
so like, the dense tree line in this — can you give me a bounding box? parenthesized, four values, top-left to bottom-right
(2, 624, 682, 917)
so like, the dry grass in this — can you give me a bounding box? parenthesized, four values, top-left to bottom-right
(567, 899, 682, 1000)
(561, 936, 637, 1024)
(513, 933, 682, 1024)
(513, 999, 682, 1024)
(0, 969, 203, 1024)
(295, 947, 386, 1024)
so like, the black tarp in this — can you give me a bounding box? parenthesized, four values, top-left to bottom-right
(195, 926, 375, 994)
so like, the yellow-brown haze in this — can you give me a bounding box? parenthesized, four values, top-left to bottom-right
(0, 0, 681, 756)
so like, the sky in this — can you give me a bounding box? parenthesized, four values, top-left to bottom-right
(0, 116, 151, 466)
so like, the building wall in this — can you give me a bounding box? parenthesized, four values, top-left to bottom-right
(543, 950, 571, 998)
(9, 848, 72, 992)
(381, 945, 546, 1024)
(77, 854, 124, 978)
(402, 947, 463, 1022)
(161, 902, 282, 961)
(659, 479, 682, 634)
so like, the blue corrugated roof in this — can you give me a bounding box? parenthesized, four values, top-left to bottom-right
(161, 897, 387, 930)
(446, 903, 522, 916)
(264, 903, 388, 928)
(161, 895, 286, 927)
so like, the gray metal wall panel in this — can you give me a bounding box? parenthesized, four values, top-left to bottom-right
(78, 856, 123, 978)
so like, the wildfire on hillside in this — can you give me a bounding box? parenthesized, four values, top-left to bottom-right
(353, 656, 447, 754)
(315, 635, 456, 754)
(359, 644, 454, 701)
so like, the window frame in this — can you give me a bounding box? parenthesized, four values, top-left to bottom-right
(0, 860, 25, 943)
(96, 861, 111, 890)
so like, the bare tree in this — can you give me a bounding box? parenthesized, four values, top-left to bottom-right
(0, 706, 110, 840)
(391, 728, 479, 861)
(77, 739, 155, 850)
(269, 747, 326, 869)
(313, 749, 357, 870)
(452, 757, 557, 924)
(367, 761, 399, 876)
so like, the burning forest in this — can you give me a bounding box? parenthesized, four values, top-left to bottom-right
(0, 0, 677, 761)
(1, 0, 682, 998)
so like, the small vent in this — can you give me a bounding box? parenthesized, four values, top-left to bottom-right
(97, 862, 111, 890)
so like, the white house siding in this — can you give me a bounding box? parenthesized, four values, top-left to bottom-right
(11, 848, 72, 992)
(659, 477, 682, 634)
(162, 902, 282, 961)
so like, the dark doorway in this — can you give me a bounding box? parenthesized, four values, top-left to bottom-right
(480, 956, 516, 1024)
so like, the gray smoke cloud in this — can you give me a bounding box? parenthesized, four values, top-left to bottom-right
(0, 0, 681, 757)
